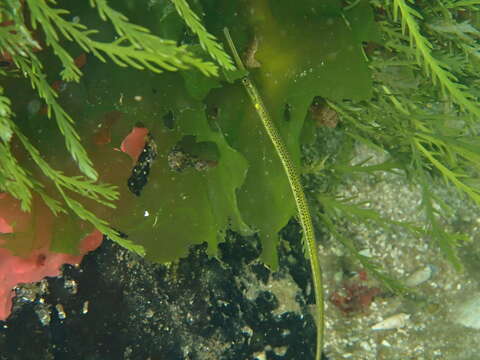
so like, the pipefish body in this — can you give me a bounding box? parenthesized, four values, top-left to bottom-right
(223, 28, 325, 360)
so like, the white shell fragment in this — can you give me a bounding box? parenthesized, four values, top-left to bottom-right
(452, 294, 480, 329)
(371, 313, 410, 330)
(82, 301, 89, 314)
(405, 265, 436, 287)
(55, 304, 66, 320)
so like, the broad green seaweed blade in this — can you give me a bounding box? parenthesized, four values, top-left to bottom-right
(204, 0, 377, 267)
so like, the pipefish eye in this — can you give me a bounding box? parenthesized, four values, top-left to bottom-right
(241, 77, 249, 85)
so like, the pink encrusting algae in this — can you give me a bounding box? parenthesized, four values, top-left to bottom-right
(0, 194, 103, 321)
(120, 126, 149, 163)
(0, 119, 149, 321)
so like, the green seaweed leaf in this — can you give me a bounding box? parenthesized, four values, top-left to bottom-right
(203, 0, 377, 267)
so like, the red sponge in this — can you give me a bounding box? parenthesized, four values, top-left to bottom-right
(0, 194, 103, 321)
(0, 122, 147, 321)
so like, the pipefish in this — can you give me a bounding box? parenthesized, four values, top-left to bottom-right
(223, 28, 325, 360)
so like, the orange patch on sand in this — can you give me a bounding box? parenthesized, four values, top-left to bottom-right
(74, 53, 87, 69)
(120, 127, 149, 163)
(94, 111, 123, 145)
(51, 80, 65, 93)
(0, 217, 12, 235)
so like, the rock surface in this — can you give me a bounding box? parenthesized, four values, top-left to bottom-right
(0, 222, 321, 360)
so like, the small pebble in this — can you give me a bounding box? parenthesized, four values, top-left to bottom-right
(405, 265, 436, 287)
(371, 313, 410, 330)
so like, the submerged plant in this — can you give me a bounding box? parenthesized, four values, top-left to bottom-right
(325, 0, 480, 273)
(0, 0, 230, 253)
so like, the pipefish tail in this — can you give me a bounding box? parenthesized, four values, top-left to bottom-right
(223, 28, 325, 360)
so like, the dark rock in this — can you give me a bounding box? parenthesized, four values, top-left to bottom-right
(0, 222, 318, 360)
